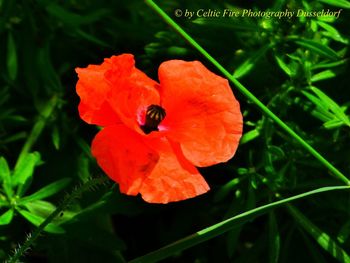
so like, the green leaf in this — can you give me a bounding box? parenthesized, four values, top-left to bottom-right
(76, 29, 109, 47)
(1, 132, 27, 144)
(311, 69, 337, 82)
(226, 227, 242, 258)
(0, 157, 13, 198)
(192, 17, 260, 31)
(316, 21, 338, 36)
(312, 59, 348, 70)
(311, 110, 334, 123)
(0, 209, 14, 225)
(317, 16, 337, 23)
(271, 0, 288, 10)
(240, 129, 260, 144)
(51, 125, 60, 150)
(302, 92, 330, 112)
(311, 87, 350, 126)
(268, 146, 285, 161)
(290, 37, 340, 60)
(45, 4, 110, 26)
(317, 21, 348, 44)
(17, 209, 65, 234)
(0, 199, 8, 207)
(337, 220, 350, 244)
(77, 155, 91, 183)
(14, 96, 58, 171)
(12, 152, 41, 187)
(314, 106, 336, 121)
(76, 137, 93, 158)
(129, 185, 350, 263)
(275, 55, 294, 77)
(23, 200, 56, 217)
(318, 0, 350, 9)
(19, 178, 71, 204)
(304, 61, 312, 82)
(303, 88, 350, 128)
(37, 44, 61, 91)
(16, 176, 33, 198)
(269, 211, 280, 263)
(233, 44, 271, 79)
(214, 177, 244, 203)
(287, 205, 350, 263)
(166, 46, 188, 56)
(22, 200, 76, 224)
(310, 20, 318, 32)
(300, 230, 329, 263)
(323, 119, 344, 129)
(287, 54, 302, 63)
(7, 33, 17, 80)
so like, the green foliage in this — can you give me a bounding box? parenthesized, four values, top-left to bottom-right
(19, 178, 71, 203)
(288, 204, 350, 262)
(6, 33, 17, 81)
(1, 0, 350, 262)
(128, 186, 350, 263)
(303, 87, 350, 129)
(318, 0, 350, 9)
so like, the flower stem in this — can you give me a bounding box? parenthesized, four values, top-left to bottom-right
(144, 0, 350, 185)
(6, 177, 109, 263)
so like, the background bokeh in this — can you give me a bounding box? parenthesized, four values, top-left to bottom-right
(1, 0, 350, 262)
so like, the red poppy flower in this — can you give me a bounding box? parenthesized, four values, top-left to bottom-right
(75, 54, 242, 204)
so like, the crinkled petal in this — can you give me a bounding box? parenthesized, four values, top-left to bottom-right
(158, 60, 243, 167)
(91, 125, 159, 195)
(106, 55, 160, 134)
(139, 138, 209, 204)
(76, 56, 119, 126)
(78, 101, 121, 127)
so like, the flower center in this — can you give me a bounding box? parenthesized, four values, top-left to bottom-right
(141, 105, 166, 134)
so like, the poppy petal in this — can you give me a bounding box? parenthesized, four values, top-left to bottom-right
(76, 57, 118, 126)
(78, 101, 121, 127)
(158, 60, 243, 167)
(106, 55, 160, 134)
(91, 125, 159, 195)
(139, 138, 209, 204)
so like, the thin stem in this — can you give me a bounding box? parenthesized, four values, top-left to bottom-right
(129, 185, 349, 263)
(6, 177, 109, 263)
(144, 0, 350, 185)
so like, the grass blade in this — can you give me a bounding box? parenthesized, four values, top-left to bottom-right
(129, 185, 349, 263)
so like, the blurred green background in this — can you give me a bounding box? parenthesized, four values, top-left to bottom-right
(1, 0, 350, 262)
